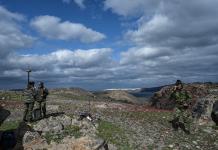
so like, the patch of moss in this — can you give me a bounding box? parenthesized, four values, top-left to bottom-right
(43, 125, 81, 144)
(0, 91, 23, 101)
(64, 125, 81, 138)
(0, 121, 20, 131)
(97, 120, 132, 150)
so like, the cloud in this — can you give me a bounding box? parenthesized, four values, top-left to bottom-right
(9, 48, 113, 69)
(1, 1, 218, 90)
(30, 15, 106, 43)
(120, 46, 171, 65)
(62, 0, 86, 9)
(2, 48, 114, 84)
(0, 6, 34, 57)
(104, 0, 160, 17)
(74, 0, 86, 9)
(104, 0, 218, 87)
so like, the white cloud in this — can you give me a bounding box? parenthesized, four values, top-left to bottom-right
(62, 0, 86, 9)
(74, 0, 85, 9)
(126, 14, 173, 46)
(120, 46, 171, 65)
(30, 15, 106, 43)
(0, 6, 34, 57)
(8, 48, 113, 70)
(104, 0, 160, 17)
(0, 6, 25, 21)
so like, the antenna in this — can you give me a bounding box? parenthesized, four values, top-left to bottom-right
(26, 66, 32, 84)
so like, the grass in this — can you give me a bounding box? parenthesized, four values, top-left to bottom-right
(97, 120, 132, 150)
(64, 125, 81, 138)
(0, 121, 20, 131)
(51, 93, 92, 101)
(43, 125, 82, 144)
(0, 91, 23, 101)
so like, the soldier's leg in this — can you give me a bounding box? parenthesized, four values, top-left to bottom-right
(180, 111, 191, 134)
(41, 101, 46, 117)
(171, 108, 181, 130)
(36, 101, 42, 118)
(23, 103, 28, 121)
(36, 101, 41, 109)
(26, 102, 34, 122)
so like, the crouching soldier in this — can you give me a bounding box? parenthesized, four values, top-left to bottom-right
(36, 82, 49, 118)
(23, 81, 36, 122)
(170, 80, 192, 134)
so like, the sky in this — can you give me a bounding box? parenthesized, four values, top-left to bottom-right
(0, 0, 218, 90)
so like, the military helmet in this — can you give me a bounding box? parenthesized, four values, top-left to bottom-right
(38, 81, 44, 87)
(29, 81, 35, 86)
(175, 80, 182, 86)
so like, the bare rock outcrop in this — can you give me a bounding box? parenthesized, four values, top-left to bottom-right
(21, 114, 117, 150)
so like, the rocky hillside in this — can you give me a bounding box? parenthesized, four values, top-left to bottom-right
(1, 93, 218, 149)
(94, 90, 139, 104)
(48, 88, 95, 101)
(150, 83, 211, 109)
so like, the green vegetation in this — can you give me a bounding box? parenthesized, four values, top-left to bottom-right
(0, 91, 23, 101)
(64, 125, 81, 138)
(51, 93, 92, 101)
(97, 120, 132, 150)
(0, 121, 20, 131)
(43, 125, 82, 144)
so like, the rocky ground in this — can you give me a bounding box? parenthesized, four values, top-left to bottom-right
(0, 84, 218, 149)
(1, 100, 218, 149)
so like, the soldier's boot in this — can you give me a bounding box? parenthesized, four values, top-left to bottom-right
(42, 102, 46, 118)
(23, 108, 28, 122)
(179, 122, 190, 134)
(170, 118, 179, 131)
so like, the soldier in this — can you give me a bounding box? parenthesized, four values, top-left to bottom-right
(169, 80, 192, 134)
(36, 82, 49, 118)
(23, 81, 36, 122)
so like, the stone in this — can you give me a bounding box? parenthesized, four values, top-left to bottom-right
(47, 105, 60, 113)
(33, 117, 63, 133)
(56, 115, 72, 127)
(23, 131, 41, 144)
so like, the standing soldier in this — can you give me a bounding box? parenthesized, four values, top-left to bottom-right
(170, 80, 192, 134)
(23, 81, 36, 122)
(36, 82, 49, 118)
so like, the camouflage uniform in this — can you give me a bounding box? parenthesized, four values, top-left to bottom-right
(170, 81, 192, 134)
(36, 84, 48, 118)
(23, 85, 36, 122)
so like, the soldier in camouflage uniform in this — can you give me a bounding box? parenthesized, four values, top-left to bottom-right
(36, 82, 49, 118)
(23, 81, 36, 122)
(170, 80, 192, 134)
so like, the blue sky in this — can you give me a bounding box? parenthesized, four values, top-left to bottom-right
(0, 0, 124, 54)
(0, 0, 218, 90)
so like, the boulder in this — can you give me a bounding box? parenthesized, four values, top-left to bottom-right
(47, 105, 60, 113)
(150, 83, 209, 110)
(33, 116, 64, 133)
(22, 114, 116, 150)
(22, 131, 41, 144)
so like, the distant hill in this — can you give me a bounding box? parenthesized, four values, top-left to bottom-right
(128, 86, 164, 102)
(94, 90, 139, 104)
(49, 88, 95, 101)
